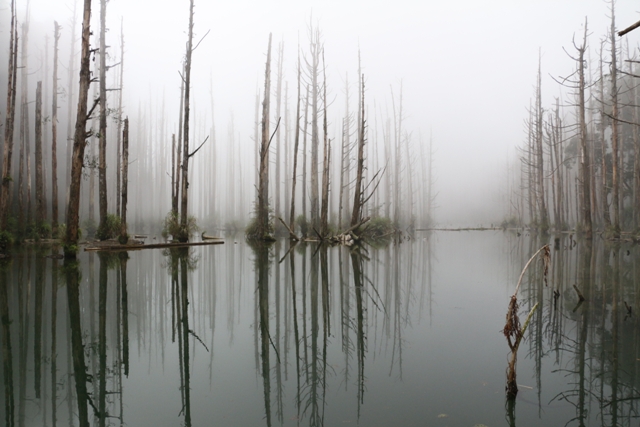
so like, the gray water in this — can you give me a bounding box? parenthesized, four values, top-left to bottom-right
(1, 231, 639, 426)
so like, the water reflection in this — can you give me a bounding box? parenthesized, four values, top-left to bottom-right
(1, 233, 640, 426)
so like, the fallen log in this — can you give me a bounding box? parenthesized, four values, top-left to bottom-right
(277, 217, 299, 240)
(85, 240, 224, 252)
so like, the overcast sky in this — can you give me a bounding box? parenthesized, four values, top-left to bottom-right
(3, 0, 640, 225)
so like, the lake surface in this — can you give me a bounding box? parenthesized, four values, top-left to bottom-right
(1, 231, 639, 426)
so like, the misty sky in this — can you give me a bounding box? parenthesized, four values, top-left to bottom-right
(3, 0, 640, 225)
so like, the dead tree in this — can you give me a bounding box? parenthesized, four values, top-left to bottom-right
(97, 0, 109, 238)
(35, 81, 45, 229)
(173, 61, 185, 215)
(65, 0, 95, 257)
(308, 25, 321, 229)
(274, 41, 284, 219)
(51, 21, 61, 236)
(599, 43, 612, 228)
(18, 13, 32, 230)
(119, 118, 129, 243)
(535, 52, 550, 232)
(610, 1, 621, 237)
(578, 20, 592, 236)
(115, 20, 125, 219)
(289, 47, 302, 235)
(320, 50, 331, 236)
(351, 76, 366, 227)
(0, 0, 18, 232)
(254, 33, 273, 239)
(179, 0, 195, 241)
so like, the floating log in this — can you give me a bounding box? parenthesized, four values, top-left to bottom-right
(201, 231, 223, 240)
(85, 240, 224, 252)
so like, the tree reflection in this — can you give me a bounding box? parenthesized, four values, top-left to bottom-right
(0, 257, 14, 427)
(63, 259, 90, 427)
(165, 247, 200, 427)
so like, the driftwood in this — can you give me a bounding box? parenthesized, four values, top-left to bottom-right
(85, 240, 224, 252)
(201, 232, 223, 240)
(329, 217, 371, 245)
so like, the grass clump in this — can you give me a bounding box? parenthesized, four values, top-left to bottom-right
(96, 214, 122, 241)
(162, 211, 199, 242)
(361, 216, 394, 239)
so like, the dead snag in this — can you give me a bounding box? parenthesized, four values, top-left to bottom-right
(503, 244, 550, 399)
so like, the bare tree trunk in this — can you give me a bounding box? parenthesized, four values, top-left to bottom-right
(599, 46, 611, 228)
(120, 118, 129, 243)
(65, 0, 94, 257)
(351, 77, 366, 227)
(65, 2, 78, 222)
(179, 0, 195, 242)
(173, 62, 185, 215)
(256, 33, 273, 239)
(289, 49, 302, 233)
(632, 60, 640, 230)
(97, 0, 108, 237)
(115, 20, 124, 219)
(51, 22, 60, 236)
(339, 73, 350, 229)
(1, 0, 18, 232)
(18, 14, 32, 232)
(610, 2, 621, 237)
(391, 82, 403, 226)
(275, 41, 284, 219)
(253, 87, 260, 201)
(320, 50, 330, 236)
(578, 19, 592, 236)
(35, 81, 44, 229)
(309, 27, 320, 229)
(301, 84, 310, 224)
(535, 53, 549, 232)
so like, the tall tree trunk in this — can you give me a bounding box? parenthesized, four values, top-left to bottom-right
(610, 2, 621, 237)
(51, 22, 60, 236)
(65, 2, 78, 222)
(310, 27, 320, 229)
(289, 49, 302, 233)
(535, 53, 549, 232)
(120, 118, 129, 243)
(256, 34, 273, 238)
(98, 0, 108, 237)
(115, 20, 124, 219)
(301, 84, 310, 224)
(578, 19, 592, 236)
(275, 41, 284, 219)
(179, 0, 195, 241)
(35, 81, 44, 229)
(18, 14, 32, 232)
(320, 51, 330, 236)
(0, 0, 18, 232)
(351, 77, 366, 227)
(599, 46, 611, 228)
(65, 0, 94, 257)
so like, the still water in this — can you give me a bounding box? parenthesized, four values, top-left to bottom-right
(0, 231, 639, 426)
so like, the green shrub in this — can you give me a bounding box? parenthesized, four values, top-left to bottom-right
(245, 204, 274, 240)
(296, 214, 309, 237)
(0, 230, 14, 251)
(162, 211, 198, 242)
(83, 218, 97, 238)
(96, 214, 121, 241)
(362, 216, 394, 238)
(39, 222, 52, 238)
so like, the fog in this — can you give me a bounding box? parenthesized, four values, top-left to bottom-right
(1, 0, 640, 229)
